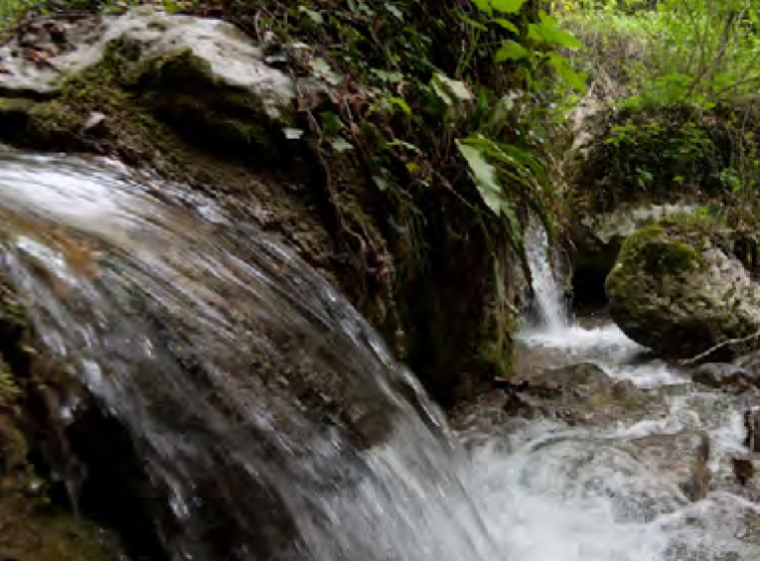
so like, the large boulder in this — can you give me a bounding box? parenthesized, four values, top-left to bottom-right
(605, 221, 760, 359)
(571, 203, 698, 307)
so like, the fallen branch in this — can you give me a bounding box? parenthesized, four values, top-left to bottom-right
(680, 330, 760, 367)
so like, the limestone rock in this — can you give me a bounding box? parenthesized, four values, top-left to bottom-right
(0, 9, 295, 115)
(0, 8, 300, 160)
(572, 203, 698, 306)
(606, 223, 760, 359)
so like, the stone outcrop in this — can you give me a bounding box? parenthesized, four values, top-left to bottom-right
(605, 221, 760, 359)
(0, 8, 303, 163)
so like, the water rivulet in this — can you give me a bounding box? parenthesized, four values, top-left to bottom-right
(1, 150, 759, 561)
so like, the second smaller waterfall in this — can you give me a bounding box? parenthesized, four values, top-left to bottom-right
(524, 219, 567, 332)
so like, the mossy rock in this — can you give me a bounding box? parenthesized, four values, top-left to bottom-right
(606, 218, 760, 359)
(0, 498, 125, 561)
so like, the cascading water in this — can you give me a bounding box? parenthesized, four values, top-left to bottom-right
(524, 218, 567, 332)
(0, 149, 759, 561)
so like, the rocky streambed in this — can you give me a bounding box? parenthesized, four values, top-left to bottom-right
(452, 316, 760, 561)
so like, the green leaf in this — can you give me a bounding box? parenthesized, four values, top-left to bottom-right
(546, 53, 587, 92)
(372, 176, 389, 191)
(387, 96, 412, 116)
(431, 73, 474, 106)
(371, 68, 404, 83)
(283, 127, 304, 140)
(320, 111, 344, 135)
(491, 0, 528, 14)
(461, 15, 488, 31)
(495, 41, 530, 62)
(546, 28, 583, 49)
(494, 18, 519, 34)
(298, 5, 324, 24)
(387, 4, 403, 20)
(457, 142, 503, 215)
(528, 17, 583, 49)
(331, 136, 354, 152)
(311, 57, 342, 86)
(469, 0, 493, 15)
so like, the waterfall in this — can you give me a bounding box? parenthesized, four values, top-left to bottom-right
(0, 150, 757, 561)
(0, 151, 500, 561)
(524, 218, 567, 332)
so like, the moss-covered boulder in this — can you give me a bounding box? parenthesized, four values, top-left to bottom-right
(571, 202, 699, 307)
(605, 220, 760, 359)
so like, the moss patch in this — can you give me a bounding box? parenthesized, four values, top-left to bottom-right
(615, 224, 704, 277)
(0, 498, 124, 561)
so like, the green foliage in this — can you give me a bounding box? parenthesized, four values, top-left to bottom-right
(561, 0, 760, 106)
(465, 0, 587, 92)
(578, 104, 760, 211)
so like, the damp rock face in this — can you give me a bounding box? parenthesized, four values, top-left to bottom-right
(606, 222, 760, 360)
(0, 8, 298, 161)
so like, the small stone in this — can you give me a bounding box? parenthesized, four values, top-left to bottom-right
(83, 111, 106, 131)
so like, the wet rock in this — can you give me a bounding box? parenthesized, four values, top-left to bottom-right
(0, 8, 298, 161)
(0, 301, 128, 561)
(744, 409, 760, 453)
(692, 363, 756, 393)
(623, 431, 710, 501)
(0, 9, 294, 113)
(606, 222, 760, 359)
(572, 203, 697, 308)
(732, 457, 755, 486)
(507, 362, 667, 426)
(736, 350, 760, 376)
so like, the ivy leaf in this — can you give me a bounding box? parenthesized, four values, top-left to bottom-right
(457, 142, 503, 215)
(528, 15, 583, 49)
(469, 0, 493, 16)
(372, 176, 389, 191)
(371, 68, 404, 84)
(491, 0, 528, 14)
(311, 57, 342, 86)
(331, 136, 354, 152)
(298, 5, 324, 24)
(283, 127, 304, 140)
(495, 41, 530, 63)
(494, 18, 520, 34)
(431, 73, 474, 106)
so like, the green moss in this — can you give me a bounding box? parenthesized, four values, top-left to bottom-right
(616, 223, 704, 277)
(0, 499, 125, 561)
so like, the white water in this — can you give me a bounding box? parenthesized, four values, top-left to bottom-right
(524, 218, 567, 332)
(0, 151, 758, 561)
(477, 223, 760, 561)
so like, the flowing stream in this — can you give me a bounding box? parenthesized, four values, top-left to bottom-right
(0, 150, 758, 561)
